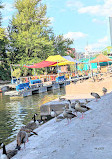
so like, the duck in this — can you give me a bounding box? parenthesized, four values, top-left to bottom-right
(59, 97, 66, 101)
(85, 99, 91, 104)
(91, 92, 100, 101)
(102, 87, 107, 95)
(63, 107, 77, 124)
(67, 100, 77, 115)
(0, 143, 17, 159)
(50, 109, 57, 118)
(25, 114, 39, 130)
(75, 101, 91, 119)
(55, 115, 65, 122)
(20, 126, 38, 136)
(16, 130, 28, 150)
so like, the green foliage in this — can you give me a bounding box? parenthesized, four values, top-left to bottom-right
(8, 0, 54, 63)
(69, 64, 75, 72)
(102, 46, 112, 56)
(51, 34, 74, 56)
(12, 68, 21, 79)
(78, 63, 84, 71)
(0, 64, 11, 80)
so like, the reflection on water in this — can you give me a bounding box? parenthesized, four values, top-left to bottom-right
(0, 88, 66, 144)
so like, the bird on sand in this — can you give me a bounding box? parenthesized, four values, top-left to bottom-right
(102, 87, 107, 95)
(91, 92, 100, 101)
(15, 130, 28, 150)
(0, 143, 17, 159)
(75, 101, 91, 119)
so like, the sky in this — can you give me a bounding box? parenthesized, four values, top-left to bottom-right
(1, 0, 112, 52)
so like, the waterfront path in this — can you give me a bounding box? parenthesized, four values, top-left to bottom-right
(7, 91, 112, 159)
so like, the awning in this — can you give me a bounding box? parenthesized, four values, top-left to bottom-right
(46, 55, 74, 66)
(24, 61, 57, 68)
(90, 54, 112, 63)
(63, 56, 83, 63)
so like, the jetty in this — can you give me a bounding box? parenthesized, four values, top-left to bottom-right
(3, 75, 89, 98)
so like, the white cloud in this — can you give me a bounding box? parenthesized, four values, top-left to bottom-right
(66, 0, 112, 17)
(88, 36, 109, 50)
(3, 16, 11, 21)
(78, 0, 112, 17)
(48, 17, 55, 26)
(49, 17, 54, 22)
(2, 3, 14, 12)
(60, 9, 66, 12)
(92, 18, 106, 24)
(63, 31, 88, 40)
(66, 0, 83, 8)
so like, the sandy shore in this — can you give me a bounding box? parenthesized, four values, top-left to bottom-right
(64, 74, 112, 99)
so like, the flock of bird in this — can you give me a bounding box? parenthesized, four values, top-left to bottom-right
(0, 87, 107, 159)
(51, 87, 107, 122)
(0, 114, 43, 159)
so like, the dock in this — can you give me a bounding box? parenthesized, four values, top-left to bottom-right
(3, 76, 89, 98)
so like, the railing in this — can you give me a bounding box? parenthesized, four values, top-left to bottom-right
(11, 72, 85, 84)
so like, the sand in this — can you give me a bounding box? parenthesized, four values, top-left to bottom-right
(64, 74, 112, 99)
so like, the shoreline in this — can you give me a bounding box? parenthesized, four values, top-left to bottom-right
(1, 75, 112, 158)
(0, 91, 112, 159)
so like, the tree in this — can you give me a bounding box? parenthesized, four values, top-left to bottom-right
(0, 3, 10, 80)
(8, 0, 54, 64)
(78, 63, 84, 71)
(51, 34, 74, 56)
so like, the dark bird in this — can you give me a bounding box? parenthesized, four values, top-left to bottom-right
(91, 92, 100, 101)
(75, 101, 91, 119)
(0, 143, 17, 159)
(102, 87, 107, 95)
(25, 114, 40, 130)
(16, 130, 28, 150)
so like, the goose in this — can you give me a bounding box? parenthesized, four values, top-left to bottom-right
(63, 108, 77, 124)
(16, 130, 28, 150)
(91, 92, 100, 101)
(59, 97, 66, 101)
(85, 99, 91, 104)
(75, 101, 91, 119)
(0, 143, 17, 159)
(20, 126, 38, 136)
(25, 114, 39, 130)
(67, 100, 77, 115)
(55, 115, 65, 122)
(102, 87, 107, 95)
(50, 109, 57, 118)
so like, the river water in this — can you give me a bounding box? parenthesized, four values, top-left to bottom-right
(0, 88, 66, 145)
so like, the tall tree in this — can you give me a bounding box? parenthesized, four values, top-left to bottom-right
(51, 34, 74, 56)
(8, 0, 54, 64)
(0, 2, 10, 80)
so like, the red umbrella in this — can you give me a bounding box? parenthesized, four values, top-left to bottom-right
(24, 61, 57, 68)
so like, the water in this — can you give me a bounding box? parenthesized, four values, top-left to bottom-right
(0, 88, 66, 145)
